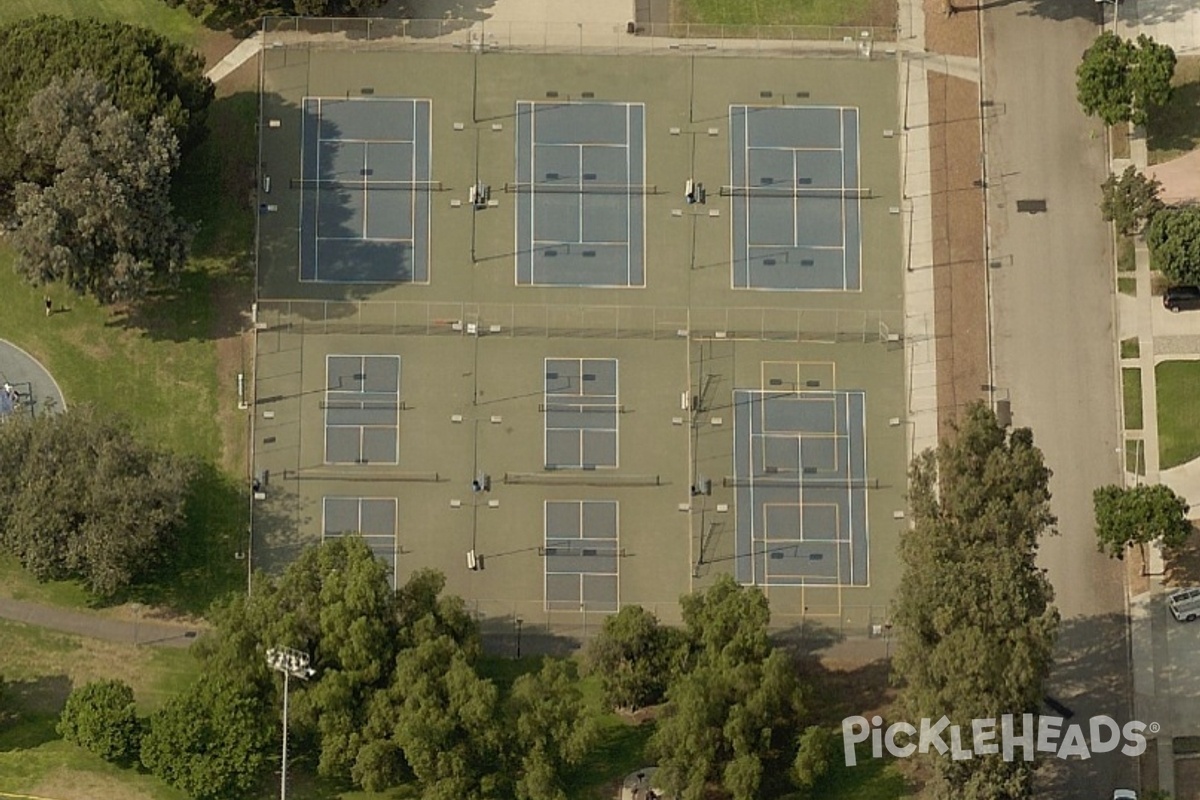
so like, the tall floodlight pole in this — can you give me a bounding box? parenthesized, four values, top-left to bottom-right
(266, 647, 316, 800)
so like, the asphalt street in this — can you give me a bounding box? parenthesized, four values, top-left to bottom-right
(983, 2, 1134, 796)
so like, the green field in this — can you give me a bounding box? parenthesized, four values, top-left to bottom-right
(1123, 367, 1143, 431)
(1157, 361, 1200, 469)
(0, 619, 198, 798)
(0, 0, 201, 43)
(673, 0, 895, 28)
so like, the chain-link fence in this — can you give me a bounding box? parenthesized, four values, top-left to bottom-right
(261, 16, 897, 57)
(255, 299, 905, 345)
(471, 598, 894, 653)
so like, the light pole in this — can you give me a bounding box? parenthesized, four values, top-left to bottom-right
(266, 647, 315, 800)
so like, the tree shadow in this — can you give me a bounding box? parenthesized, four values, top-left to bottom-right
(0, 674, 72, 751)
(126, 460, 248, 615)
(1034, 612, 1136, 797)
(1164, 524, 1200, 586)
(1146, 80, 1200, 160)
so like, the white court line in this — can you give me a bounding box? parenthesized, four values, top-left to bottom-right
(362, 141, 370, 239)
(317, 236, 414, 243)
(747, 145, 842, 152)
(531, 239, 631, 247)
(408, 101, 416, 271)
(626, 103, 632, 286)
(839, 110, 848, 290)
(315, 137, 414, 144)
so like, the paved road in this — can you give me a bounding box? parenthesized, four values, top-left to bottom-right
(982, 2, 1133, 797)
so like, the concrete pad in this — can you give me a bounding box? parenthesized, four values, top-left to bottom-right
(1145, 150, 1200, 205)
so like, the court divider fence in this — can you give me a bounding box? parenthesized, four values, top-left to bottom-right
(255, 299, 905, 346)
(261, 16, 898, 57)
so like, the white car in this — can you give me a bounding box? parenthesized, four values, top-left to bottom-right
(1113, 790, 1137, 800)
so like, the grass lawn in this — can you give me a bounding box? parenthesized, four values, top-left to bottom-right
(0, 0, 202, 44)
(672, 0, 895, 29)
(1157, 361, 1200, 469)
(1126, 438, 1146, 476)
(1120, 337, 1140, 360)
(0, 74, 258, 615)
(1123, 368, 1143, 430)
(0, 618, 199, 798)
(1148, 55, 1200, 165)
(1118, 276, 1137, 296)
(1117, 235, 1135, 272)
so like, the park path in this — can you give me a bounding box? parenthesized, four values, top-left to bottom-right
(0, 598, 203, 649)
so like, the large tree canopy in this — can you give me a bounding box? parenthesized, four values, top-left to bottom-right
(586, 604, 680, 712)
(57, 680, 143, 764)
(166, 0, 389, 22)
(1100, 165, 1164, 236)
(0, 405, 194, 597)
(1147, 205, 1200, 285)
(9, 72, 193, 303)
(1094, 483, 1192, 559)
(893, 403, 1059, 800)
(0, 15, 211, 197)
(651, 576, 805, 800)
(1076, 32, 1176, 126)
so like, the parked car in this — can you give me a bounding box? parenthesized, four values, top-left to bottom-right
(1163, 286, 1200, 312)
(1167, 587, 1200, 622)
(1112, 790, 1137, 800)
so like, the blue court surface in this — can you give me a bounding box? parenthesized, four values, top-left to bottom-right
(543, 358, 620, 469)
(514, 102, 646, 288)
(732, 390, 869, 587)
(322, 496, 398, 587)
(729, 106, 862, 291)
(543, 499, 620, 612)
(324, 355, 401, 465)
(299, 98, 432, 283)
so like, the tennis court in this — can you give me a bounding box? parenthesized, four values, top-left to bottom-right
(299, 97, 432, 283)
(731, 388, 868, 586)
(729, 105, 862, 291)
(323, 496, 399, 587)
(324, 355, 401, 465)
(543, 499, 620, 611)
(544, 357, 620, 468)
(515, 102, 646, 287)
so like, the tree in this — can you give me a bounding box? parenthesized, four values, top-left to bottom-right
(166, 0, 389, 23)
(197, 536, 404, 784)
(140, 674, 273, 800)
(0, 405, 194, 597)
(385, 636, 508, 799)
(1076, 32, 1176, 126)
(0, 16, 212, 196)
(792, 726, 838, 793)
(1130, 34, 1178, 115)
(893, 403, 1059, 799)
(57, 680, 143, 764)
(508, 659, 599, 800)
(9, 72, 192, 304)
(586, 604, 678, 711)
(1147, 205, 1200, 285)
(1100, 165, 1164, 236)
(651, 576, 805, 800)
(1094, 484, 1192, 560)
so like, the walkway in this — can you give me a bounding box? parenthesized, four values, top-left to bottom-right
(0, 597, 202, 648)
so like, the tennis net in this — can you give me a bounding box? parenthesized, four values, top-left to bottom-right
(290, 179, 444, 191)
(503, 182, 660, 195)
(719, 185, 871, 199)
(723, 476, 878, 489)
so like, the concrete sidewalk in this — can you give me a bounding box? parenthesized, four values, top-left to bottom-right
(0, 598, 203, 649)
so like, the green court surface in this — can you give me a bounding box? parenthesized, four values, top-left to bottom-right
(252, 44, 906, 637)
